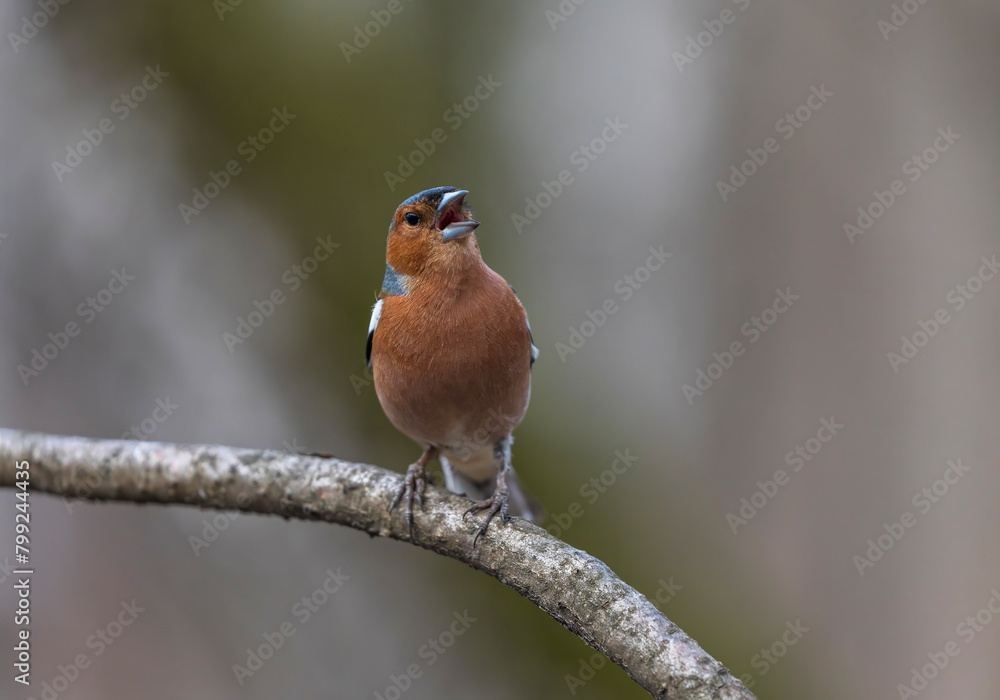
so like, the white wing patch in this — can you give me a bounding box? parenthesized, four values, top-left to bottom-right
(366, 298, 383, 369)
(510, 284, 539, 366)
(527, 316, 539, 364)
(368, 298, 383, 334)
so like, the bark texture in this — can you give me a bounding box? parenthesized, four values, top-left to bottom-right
(0, 428, 755, 700)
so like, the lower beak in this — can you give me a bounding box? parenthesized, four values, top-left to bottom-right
(436, 190, 480, 240)
(442, 220, 480, 240)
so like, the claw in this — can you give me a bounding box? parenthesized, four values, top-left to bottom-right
(415, 474, 426, 508)
(391, 471, 420, 537)
(390, 446, 437, 538)
(389, 485, 405, 512)
(464, 489, 510, 547)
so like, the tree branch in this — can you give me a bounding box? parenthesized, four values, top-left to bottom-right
(0, 428, 755, 700)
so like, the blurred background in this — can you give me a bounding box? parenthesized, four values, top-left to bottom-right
(1, 0, 999, 698)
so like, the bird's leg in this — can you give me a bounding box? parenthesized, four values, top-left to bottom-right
(464, 437, 512, 546)
(390, 445, 438, 536)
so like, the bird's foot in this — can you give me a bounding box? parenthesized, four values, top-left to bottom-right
(464, 487, 510, 547)
(390, 448, 437, 537)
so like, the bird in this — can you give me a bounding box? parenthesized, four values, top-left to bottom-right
(366, 186, 541, 545)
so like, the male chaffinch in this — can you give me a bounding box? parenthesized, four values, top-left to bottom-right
(366, 186, 542, 544)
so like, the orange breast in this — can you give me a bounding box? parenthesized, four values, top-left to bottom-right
(371, 266, 533, 452)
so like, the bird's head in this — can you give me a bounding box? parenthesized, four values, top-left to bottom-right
(385, 186, 482, 278)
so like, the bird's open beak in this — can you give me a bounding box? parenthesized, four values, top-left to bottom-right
(436, 190, 480, 240)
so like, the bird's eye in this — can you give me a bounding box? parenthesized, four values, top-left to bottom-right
(404, 212, 420, 226)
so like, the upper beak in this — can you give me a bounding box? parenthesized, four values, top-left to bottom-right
(436, 190, 480, 240)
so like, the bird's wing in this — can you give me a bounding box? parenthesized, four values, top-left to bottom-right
(527, 316, 540, 367)
(365, 298, 383, 369)
(509, 285, 539, 366)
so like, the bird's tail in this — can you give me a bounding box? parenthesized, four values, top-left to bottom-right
(440, 455, 545, 523)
